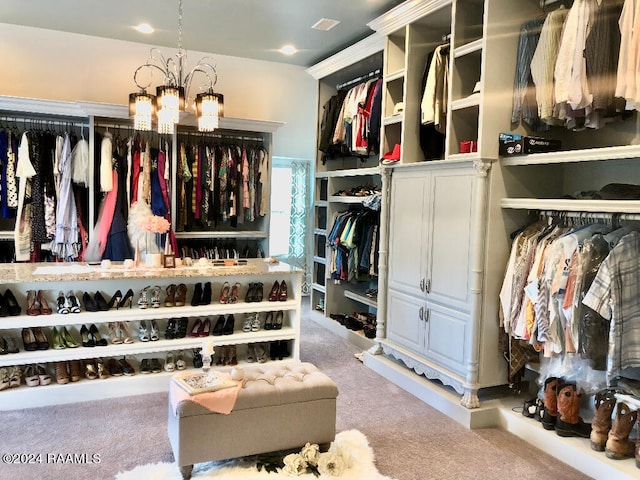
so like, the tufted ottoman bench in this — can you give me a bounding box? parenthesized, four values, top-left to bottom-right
(167, 362, 338, 479)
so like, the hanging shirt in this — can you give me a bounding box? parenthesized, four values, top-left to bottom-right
(14, 132, 36, 261)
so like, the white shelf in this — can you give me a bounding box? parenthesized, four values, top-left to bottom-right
(313, 228, 327, 236)
(315, 200, 328, 207)
(174, 231, 268, 239)
(316, 167, 380, 178)
(311, 283, 326, 294)
(385, 69, 406, 82)
(328, 195, 379, 204)
(344, 289, 378, 309)
(0, 230, 12, 241)
(500, 144, 640, 166)
(451, 94, 481, 111)
(0, 326, 297, 367)
(501, 197, 640, 214)
(453, 38, 483, 58)
(383, 114, 403, 126)
(313, 256, 326, 265)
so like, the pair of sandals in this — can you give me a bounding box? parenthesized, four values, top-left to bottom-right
(139, 320, 160, 342)
(138, 286, 162, 309)
(242, 312, 262, 332)
(164, 352, 186, 372)
(165, 284, 188, 307)
(56, 291, 81, 314)
(0, 366, 23, 390)
(26, 290, 52, 316)
(24, 364, 51, 386)
(219, 282, 241, 304)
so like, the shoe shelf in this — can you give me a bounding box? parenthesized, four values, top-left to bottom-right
(343, 289, 377, 309)
(0, 260, 303, 409)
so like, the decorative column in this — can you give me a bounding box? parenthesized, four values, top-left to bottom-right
(461, 159, 492, 409)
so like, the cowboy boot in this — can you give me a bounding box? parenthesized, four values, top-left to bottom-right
(605, 402, 637, 460)
(590, 389, 616, 451)
(555, 382, 591, 438)
(541, 377, 561, 430)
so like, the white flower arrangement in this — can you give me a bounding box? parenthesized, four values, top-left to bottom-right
(257, 441, 349, 477)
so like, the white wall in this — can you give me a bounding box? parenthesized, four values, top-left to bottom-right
(0, 23, 317, 160)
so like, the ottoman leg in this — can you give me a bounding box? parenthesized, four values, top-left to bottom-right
(179, 464, 193, 480)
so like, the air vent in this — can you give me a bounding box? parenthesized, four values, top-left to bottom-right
(311, 18, 341, 31)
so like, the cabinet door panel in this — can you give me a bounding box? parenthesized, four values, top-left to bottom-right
(424, 303, 468, 376)
(388, 171, 428, 298)
(426, 171, 473, 311)
(386, 288, 424, 354)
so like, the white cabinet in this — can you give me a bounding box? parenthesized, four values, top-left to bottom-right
(0, 260, 302, 410)
(385, 162, 477, 393)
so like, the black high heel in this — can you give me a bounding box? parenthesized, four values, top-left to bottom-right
(119, 289, 134, 309)
(223, 314, 235, 335)
(107, 290, 123, 310)
(90, 324, 107, 346)
(94, 292, 109, 312)
(274, 310, 284, 330)
(80, 325, 94, 347)
(4, 289, 21, 316)
(200, 282, 212, 305)
(82, 292, 98, 312)
(56, 291, 69, 314)
(191, 283, 203, 307)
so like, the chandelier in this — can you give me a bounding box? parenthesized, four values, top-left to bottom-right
(128, 0, 224, 134)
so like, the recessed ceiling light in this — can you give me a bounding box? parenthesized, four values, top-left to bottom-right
(311, 18, 340, 31)
(279, 45, 297, 55)
(134, 23, 154, 34)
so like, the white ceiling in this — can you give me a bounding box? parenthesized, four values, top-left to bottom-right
(1, 0, 405, 67)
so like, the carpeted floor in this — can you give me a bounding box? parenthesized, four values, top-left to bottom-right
(0, 305, 591, 480)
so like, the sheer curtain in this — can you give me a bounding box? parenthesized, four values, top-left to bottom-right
(270, 157, 312, 295)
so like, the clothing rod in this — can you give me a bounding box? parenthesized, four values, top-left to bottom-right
(336, 69, 381, 90)
(537, 210, 640, 221)
(177, 132, 264, 142)
(0, 116, 89, 128)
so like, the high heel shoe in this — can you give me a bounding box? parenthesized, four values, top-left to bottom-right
(176, 351, 186, 370)
(82, 292, 98, 312)
(37, 364, 51, 385)
(268, 281, 280, 302)
(84, 360, 98, 380)
(52, 326, 65, 349)
(26, 290, 41, 316)
(245, 283, 256, 303)
(254, 282, 264, 302)
(22, 328, 37, 351)
(199, 317, 211, 337)
(108, 322, 123, 344)
(9, 365, 22, 387)
(61, 327, 78, 348)
(119, 322, 134, 344)
(89, 324, 107, 346)
(55, 361, 69, 384)
(264, 311, 274, 330)
(175, 318, 188, 339)
(188, 318, 202, 337)
(25, 365, 39, 387)
(96, 359, 109, 379)
(150, 286, 161, 309)
(119, 289, 134, 309)
(165, 318, 176, 339)
(138, 287, 150, 309)
(229, 282, 240, 304)
(150, 320, 160, 341)
(118, 357, 135, 376)
(278, 281, 288, 301)
(56, 291, 69, 314)
(66, 291, 81, 313)
(37, 291, 52, 315)
(32, 327, 49, 350)
(274, 310, 284, 330)
(175, 284, 187, 307)
(219, 282, 231, 304)
(94, 292, 109, 311)
(3, 289, 21, 316)
(212, 315, 226, 336)
(139, 321, 150, 342)
(223, 314, 235, 335)
(165, 284, 177, 307)
(107, 290, 123, 310)
(69, 360, 82, 382)
(80, 325, 94, 347)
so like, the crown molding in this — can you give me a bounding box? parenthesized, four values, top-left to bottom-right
(0, 95, 86, 118)
(306, 34, 384, 80)
(367, 0, 453, 36)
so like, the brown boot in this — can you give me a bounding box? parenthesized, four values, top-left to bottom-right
(555, 382, 591, 438)
(541, 377, 561, 430)
(605, 402, 637, 460)
(590, 390, 616, 451)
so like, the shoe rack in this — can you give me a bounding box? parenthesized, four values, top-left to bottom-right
(0, 259, 302, 410)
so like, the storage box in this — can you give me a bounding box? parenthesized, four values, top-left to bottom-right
(499, 133, 561, 156)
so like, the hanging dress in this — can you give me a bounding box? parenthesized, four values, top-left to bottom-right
(51, 133, 80, 260)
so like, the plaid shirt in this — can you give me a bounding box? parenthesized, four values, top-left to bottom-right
(583, 231, 640, 383)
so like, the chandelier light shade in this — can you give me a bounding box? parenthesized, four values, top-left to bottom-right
(129, 90, 156, 132)
(128, 0, 223, 133)
(196, 92, 224, 132)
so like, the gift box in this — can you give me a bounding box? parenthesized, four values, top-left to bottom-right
(499, 133, 561, 156)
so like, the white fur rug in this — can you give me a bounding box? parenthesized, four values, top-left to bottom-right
(115, 430, 395, 480)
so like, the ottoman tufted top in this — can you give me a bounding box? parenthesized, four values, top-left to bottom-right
(175, 362, 338, 417)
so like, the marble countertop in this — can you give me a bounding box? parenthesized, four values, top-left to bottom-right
(0, 259, 302, 284)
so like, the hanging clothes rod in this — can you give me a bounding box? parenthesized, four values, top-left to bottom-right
(537, 210, 640, 221)
(177, 131, 264, 142)
(336, 69, 381, 90)
(0, 115, 89, 128)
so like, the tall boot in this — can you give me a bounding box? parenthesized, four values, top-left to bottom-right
(590, 389, 616, 451)
(555, 382, 591, 438)
(541, 377, 561, 430)
(605, 402, 637, 460)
